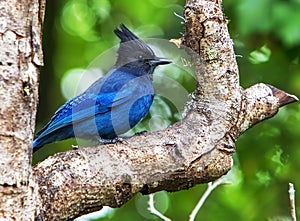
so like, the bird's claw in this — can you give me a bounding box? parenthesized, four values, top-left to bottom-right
(135, 130, 148, 136)
(98, 137, 127, 144)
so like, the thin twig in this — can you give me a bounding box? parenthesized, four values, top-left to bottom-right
(289, 183, 297, 221)
(189, 178, 230, 221)
(148, 194, 172, 221)
(174, 12, 185, 21)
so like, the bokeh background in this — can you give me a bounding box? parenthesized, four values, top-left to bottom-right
(33, 0, 300, 220)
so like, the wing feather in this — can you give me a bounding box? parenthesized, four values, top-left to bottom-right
(36, 91, 128, 138)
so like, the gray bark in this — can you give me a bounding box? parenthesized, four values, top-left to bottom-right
(0, 0, 45, 220)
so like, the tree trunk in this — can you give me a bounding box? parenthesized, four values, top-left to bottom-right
(0, 0, 45, 220)
(0, 0, 297, 220)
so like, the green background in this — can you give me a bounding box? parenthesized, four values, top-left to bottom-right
(33, 0, 300, 220)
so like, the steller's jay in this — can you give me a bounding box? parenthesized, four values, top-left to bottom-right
(33, 24, 171, 152)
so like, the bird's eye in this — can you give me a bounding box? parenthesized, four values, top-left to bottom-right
(137, 55, 143, 60)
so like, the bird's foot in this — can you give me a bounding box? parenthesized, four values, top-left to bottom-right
(98, 137, 127, 144)
(114, 137, 128, 144)
(135, 130, 148, 136)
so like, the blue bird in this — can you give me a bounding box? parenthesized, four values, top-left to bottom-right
(33, 24, 171, 152)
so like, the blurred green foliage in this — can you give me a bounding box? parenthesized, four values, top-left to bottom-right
(34, 0, 300, 220)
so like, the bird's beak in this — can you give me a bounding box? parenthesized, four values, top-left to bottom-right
(150, 57, 172, 66)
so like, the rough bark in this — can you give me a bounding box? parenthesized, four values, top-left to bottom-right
(0, 0, 45, 220)
(0, 0, 297, 220)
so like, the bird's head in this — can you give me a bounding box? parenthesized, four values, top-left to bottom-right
(114, 24, 171, 76)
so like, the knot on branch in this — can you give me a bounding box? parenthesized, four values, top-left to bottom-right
(234, 83, 298, 138)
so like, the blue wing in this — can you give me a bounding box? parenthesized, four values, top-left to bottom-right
(36, 75, 154, 135)
(36, 90, 129, 138)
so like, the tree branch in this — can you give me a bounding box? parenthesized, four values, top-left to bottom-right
(289, 183, 297, 221)
(189, 178, 230, 221)
(32, 0, 297, 220)
(148, 194, 172, 221)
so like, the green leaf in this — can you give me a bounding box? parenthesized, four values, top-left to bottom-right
(248, 45, 271, 64)
(255, 170, 271, 186)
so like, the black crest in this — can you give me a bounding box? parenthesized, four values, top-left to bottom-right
(114, 24, 156, 67)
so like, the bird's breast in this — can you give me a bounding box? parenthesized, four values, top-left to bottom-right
(92, 76, 154, 138)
